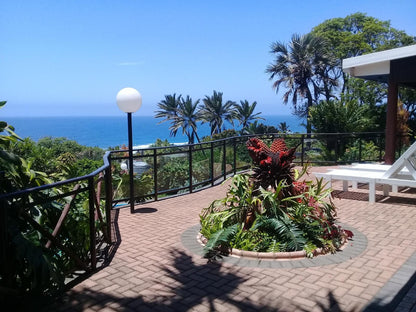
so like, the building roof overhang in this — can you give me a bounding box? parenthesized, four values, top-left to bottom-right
(342, 44, 416, 88)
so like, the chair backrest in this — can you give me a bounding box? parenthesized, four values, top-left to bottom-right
(382, 141, 416, 179)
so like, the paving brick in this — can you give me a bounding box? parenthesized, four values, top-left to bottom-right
(40, 168, 416, 312)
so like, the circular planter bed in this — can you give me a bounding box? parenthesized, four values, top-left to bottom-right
(197, 232, 349, 260)
(181, 224, 367, 269)
(199, 138, 355, 261)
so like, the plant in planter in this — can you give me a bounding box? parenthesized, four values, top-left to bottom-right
(200, 137, 353, 259)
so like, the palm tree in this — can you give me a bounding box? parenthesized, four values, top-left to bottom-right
(200, 90, 236, 135)
(155, 94, 202, 144)
(171, 96, 202, 144)
(233, 100, 264, 133)
(278, 122, 290, 133)
(266, 33, 335, 134)
(155, 94, 181, 137)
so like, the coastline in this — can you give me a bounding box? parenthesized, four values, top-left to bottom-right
(5, 115, 305, 149)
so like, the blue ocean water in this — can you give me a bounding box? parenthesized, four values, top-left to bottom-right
(5, 115, 305, 149)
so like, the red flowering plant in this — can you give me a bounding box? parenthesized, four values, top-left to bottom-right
(200, 137, 353, 259)
(246, 137, 298, 197)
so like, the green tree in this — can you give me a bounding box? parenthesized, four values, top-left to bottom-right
(309, 96, 373, 134)
(278, 122, 290, 133)
(200, 90, 236, 135)
(245, 121, 279, 135)
(266, 33, 336, 134)
(155, 94, 202, 144)
(309, 13, 416, 133)
(155, 93, 181, 137)
(309, 96, 375, 154)
(233, 100, 264, 133)
(311, 12, 416, 100)
(312, 12, 415, 61)
(172, 95, 202, 144)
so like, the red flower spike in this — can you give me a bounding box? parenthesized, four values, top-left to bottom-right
(246, 137, 299, 198)
(270, 138, 287, 153)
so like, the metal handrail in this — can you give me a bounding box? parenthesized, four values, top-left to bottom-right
(0, 151, 113, 294)
(0, 131, 410, 296)
(0, 151, 112, 201)
(109, 131, 397, 205)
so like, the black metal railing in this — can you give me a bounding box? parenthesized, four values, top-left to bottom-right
(0, 151, 113, 296)
(109, 131, 404, 206)
(0, 131, 411, 297)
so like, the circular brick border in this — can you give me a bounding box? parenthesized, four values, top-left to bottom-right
(181, 223, 367, 268)
(196, 232, 328, 259)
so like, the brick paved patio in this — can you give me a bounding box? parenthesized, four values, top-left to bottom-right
(43, 167, 416, 311)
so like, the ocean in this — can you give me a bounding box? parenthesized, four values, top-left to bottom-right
(5, 115, 305, 149)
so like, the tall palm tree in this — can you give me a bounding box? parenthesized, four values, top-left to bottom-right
(266, 33, 335, 134)
(155, 94, 202, 144)
(155, 94, 181, 137)
(233, 100, 264, 132)
(171, 96, 202, 144)
(200, 90, 236, 135)
(278, 122, 290, 133)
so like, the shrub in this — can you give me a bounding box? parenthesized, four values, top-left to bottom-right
(200, 137, 353, 258)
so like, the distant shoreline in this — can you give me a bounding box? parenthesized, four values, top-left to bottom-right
(5, 115, 305, 149)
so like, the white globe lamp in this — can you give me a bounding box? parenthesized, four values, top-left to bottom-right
(116, 87, 142, 213)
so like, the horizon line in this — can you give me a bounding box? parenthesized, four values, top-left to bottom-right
(3, 113, 298, 118)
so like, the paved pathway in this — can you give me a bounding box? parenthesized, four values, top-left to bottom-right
(44, 167, 416, 311)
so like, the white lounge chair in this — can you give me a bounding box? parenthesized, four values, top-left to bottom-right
(315, 141, 416, 203)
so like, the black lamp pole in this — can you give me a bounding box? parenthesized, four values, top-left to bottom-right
(127, 112, 135, 213)
(117, 87, 142, 214)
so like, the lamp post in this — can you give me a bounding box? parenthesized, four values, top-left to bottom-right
(117, 87, 142, 213)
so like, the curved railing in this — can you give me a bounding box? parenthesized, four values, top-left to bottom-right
(0, 131, 410, 296)
(109, 131, 393, 206)
(0, 151, 113, 296)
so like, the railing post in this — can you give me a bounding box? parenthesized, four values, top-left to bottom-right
(0, 195, 11, 288)
(104, 158, 114, 243)
(222, 140, 226, 180)
(88, 177, 97, 270)
(189, 144, 193, 193)
(233, 137, 237, 175)
(335, 134, 339, 164)
(104, 161, 112, 243)
(210, 142, 214, 186)
(379, 134, 383, 161)
(301, 134, 305, 166)
(398, 135, 402, 158)
(153, 148, 158, 201)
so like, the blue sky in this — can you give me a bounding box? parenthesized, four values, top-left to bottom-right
(1, 0, 415, 117)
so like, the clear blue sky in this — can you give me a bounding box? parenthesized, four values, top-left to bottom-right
(1, 0, 415, 117)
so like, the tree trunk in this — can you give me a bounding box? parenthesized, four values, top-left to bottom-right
(306, 89, 313, 149)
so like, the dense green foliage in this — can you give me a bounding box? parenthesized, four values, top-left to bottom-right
(310, 96, 373, 134)
(8, 136, 104, 179)
(1, 103, 107, 299)
(200, 138, 353, 258)
(310, 12, 416, 131)
(311, 12, 415, 63)
(266, 12, 416, 140)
